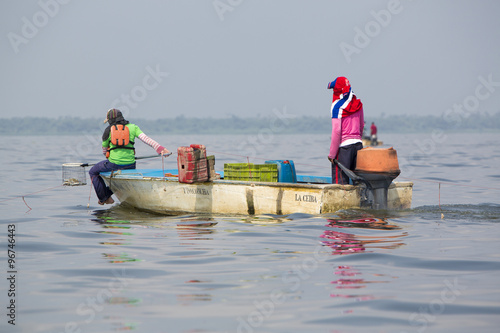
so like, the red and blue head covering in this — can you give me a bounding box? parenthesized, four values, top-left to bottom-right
(327, 76, 363, 119)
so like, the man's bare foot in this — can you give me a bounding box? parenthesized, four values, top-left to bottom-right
(98, 197, 115, 205)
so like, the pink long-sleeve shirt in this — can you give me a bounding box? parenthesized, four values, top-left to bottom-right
(329, 107, 364, 159)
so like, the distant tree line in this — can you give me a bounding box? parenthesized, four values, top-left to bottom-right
(1, 111, 499, 135)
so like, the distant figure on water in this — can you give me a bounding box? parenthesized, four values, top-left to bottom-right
(327, 77, 364, 185)
(370, 122, 378, 145)
(89, 109, 171, 205)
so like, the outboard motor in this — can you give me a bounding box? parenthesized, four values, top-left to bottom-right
(355, 147, 401, 209)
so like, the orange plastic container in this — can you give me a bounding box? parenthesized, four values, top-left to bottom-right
(177, 144, 209, 183)
(355, 147, 400, 174)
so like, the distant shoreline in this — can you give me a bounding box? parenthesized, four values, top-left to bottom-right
(1, 113, 499, 135)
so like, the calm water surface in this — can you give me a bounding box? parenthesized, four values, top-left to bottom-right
(1, 132, 499, 333)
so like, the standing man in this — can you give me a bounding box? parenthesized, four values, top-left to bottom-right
(370, 122, 378, 145)
(89, 109, 171, 205)
(327, 77, 364, 184)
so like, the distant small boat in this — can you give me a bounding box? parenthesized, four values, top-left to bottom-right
(362, 138, 383, 147)
(101, 169, 412, 215)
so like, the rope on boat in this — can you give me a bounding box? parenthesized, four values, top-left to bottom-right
(88, 175, 95, 208)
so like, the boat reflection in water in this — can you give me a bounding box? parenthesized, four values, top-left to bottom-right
(176, 217, 218, 241)
(321, 216, 405, 255)
(321, 214, 407, 302)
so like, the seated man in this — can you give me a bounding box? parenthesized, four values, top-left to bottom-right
(89, 109, 170, 205)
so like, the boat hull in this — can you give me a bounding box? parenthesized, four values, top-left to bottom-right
(102, 171, 412, 215)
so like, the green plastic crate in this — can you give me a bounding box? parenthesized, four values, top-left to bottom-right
(224, 163, 278, 182)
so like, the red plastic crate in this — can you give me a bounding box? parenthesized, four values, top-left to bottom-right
(177, 144, 209, 183)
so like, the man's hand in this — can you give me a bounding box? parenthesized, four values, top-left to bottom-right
(160, 148, 171, 156)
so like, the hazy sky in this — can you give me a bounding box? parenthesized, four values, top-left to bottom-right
(1, 0, 499, 120)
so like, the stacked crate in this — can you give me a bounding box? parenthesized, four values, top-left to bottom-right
(177, 144, 209, 183)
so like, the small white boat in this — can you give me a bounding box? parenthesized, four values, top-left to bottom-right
(362, 138, 383, 146)
(101, 169, 412, 215)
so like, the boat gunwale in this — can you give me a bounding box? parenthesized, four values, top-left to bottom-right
(102, 173, 413, 190)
